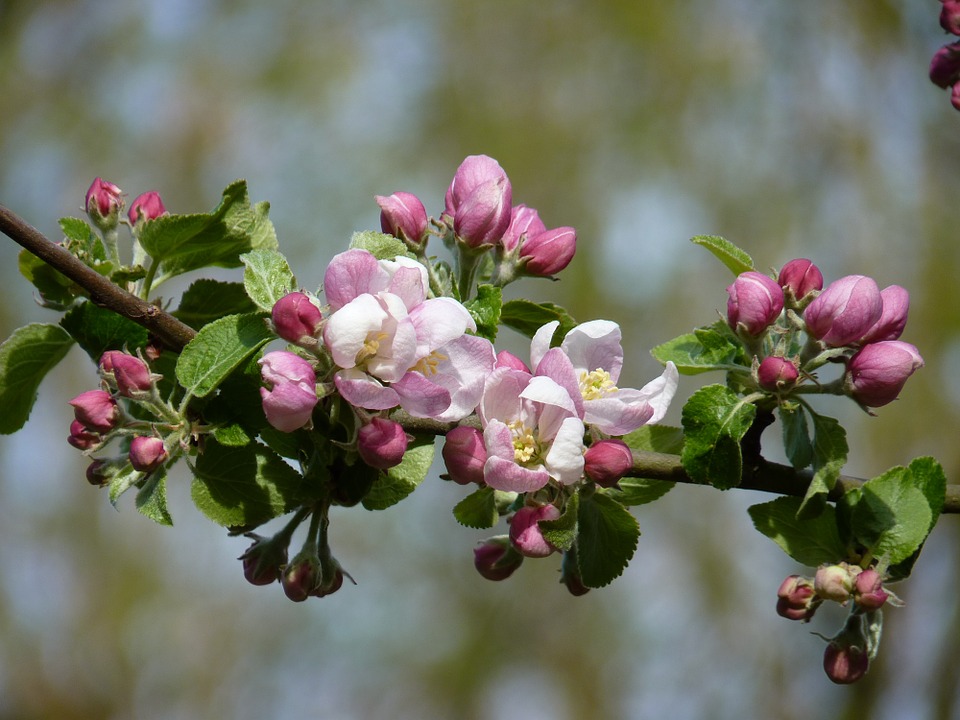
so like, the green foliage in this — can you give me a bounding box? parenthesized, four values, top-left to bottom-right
(361, 436, 436, 511)
(18, 249, 77, 309)
(0, 323, 75, 434)
(690, 235, 754, 276)
(539, 491, 579, 552)
(621, 424, 685, 454)
(241, 249, 298, 312)
(680, 384, 756, 489)
(174, 280, 259, 330)
(650, 322, 742, 375)
(348, 231, 408, 260)
(175, 313, 273, 398)
(453, 486, 500, 529)
(576, 491, 640, 588)
(797, 411, 848, 519)
(60, 301, 149, 361)
(500, 299, 577, 340)
(748, 496, 847, 566)
(136, 469, 173, 526)
(464, 283, 502, 342)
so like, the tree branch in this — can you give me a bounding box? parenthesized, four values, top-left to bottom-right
(3, 202, 957, 514)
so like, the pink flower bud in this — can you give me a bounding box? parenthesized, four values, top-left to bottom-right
(129, 435, 168, 472)
(85, 178, 123, 229)
(441, 425, 487, 485)
(509, 504, 561, 558)
(127, 191, 167, 224)
(271, 292, 323, 345)
(99, 350, 153, 397)
(814, 564, 854, 603)
(853, 568, 889, 610)
(823, 638, 869, 685)
(952, 82, 960, 112)
(281, 546, 322, 602)
(239, 533, 288, 586)
(376, 191, 428, 247)
(726, 271, 785, 336)
(85, 460, 109, 486)
(473, 536, 524, 581)
(445, 155, 513, 248)
(931, 42, 960, 88)
(777, 258, 823, 301)
(757, 356, 799, 392)
(846, 340, 923, 408)
(259, 351, 318, 432)
(69, 389, 119, 433)
(776, 575, 819, 622)
(68, 419, 102, 450)
(495, 350, 531, 373)
(858, 285, 909, 344)
(501, 204, 546, 253)
(803, 275, 882, 347)
(943, 1, 960, 35)
(584, 439, 634, 487)
(520, 227, 577, 277)
(357, 417, 409, 470)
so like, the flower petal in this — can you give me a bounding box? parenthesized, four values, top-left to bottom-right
(323, 294, 388, 369)
(392, 372, 453, 418)
(323, 249, 387, 311)
(561, 320, 623, 382)
(530, 321, 560, 371)
(334, 369, 400, 410)
(544, 417, 585, 485)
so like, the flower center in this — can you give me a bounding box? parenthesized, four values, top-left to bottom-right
(508, 419, 540, 465)
(411, 350, 449, 377)
(580, 368, 617, 401)
(356, 331, 389, 366)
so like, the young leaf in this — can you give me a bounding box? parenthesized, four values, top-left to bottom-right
(464, 283, 502, 342)
(650, 323, 741, 375)
(452, 486, 500, 529)
(136, 469, 173, 526)
(797, 411, 848, 519)
(348, 231, 408, 260)
(539, 490, 579, 551)
(605, 478, 675, 507)
(748, 496, 847, 566)
(884, 457, 947, 581)
(138, 180, 278, 281)
(680, 384, 756, 489)
(621, 424, 685, 454)
(175, 313, 273, 398)
(18, 249, 77, 308)
(108, 463, 144, 507)
(690, 235, 754, 276)
(780, 404, 813, 470)
(0, 323, 75, 434)
(191, 439, 303, 528)
(60, 301, 149, 361)
(174, 279, 259, 329)
(362, 436, 436, 511)
(500, 299, 577, 340)
(576, 492, 640, 588)
(241, 249, 298, 312)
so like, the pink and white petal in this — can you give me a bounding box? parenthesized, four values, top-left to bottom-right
(384, 262, 427, 311)
(367, 315, 419, 383)
(323, 249, 387, 311)
(323, 294, 388, 369)
(561, 320, 623, 383)
(484, 455, 551, 493)
(478, 368, 530, 427)
(520, 375, 579, 416)
(530, 320, 560, 371)
(631, 361, 679, 425)
(409, 297, 476, 354)
(534, 347, 584, 419)
(427, 335, 496, 422)
(483, 419, 517, 460)
(582, 396, 654, 436)
(334, 369, 400, 410)
(544, 417, 586, 485)
(392, 372, 452, 418)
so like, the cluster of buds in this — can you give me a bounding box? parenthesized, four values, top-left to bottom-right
(776, 563, 895, 683)
(66, 349, 176, 484)
(85, 178, 167, 232)
(726, 258, 923, 409)
(931, 1, 960, 111)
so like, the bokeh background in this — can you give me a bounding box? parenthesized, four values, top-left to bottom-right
(0, 1, 958, 718)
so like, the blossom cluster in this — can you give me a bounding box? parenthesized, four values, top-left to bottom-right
(725, 258, 923, 409)
(930, 1, 960, 111)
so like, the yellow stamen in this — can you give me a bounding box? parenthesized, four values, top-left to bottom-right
(356, 331, 389, 366)
(411, 350, 449, 377)
(508, 419, 539, 464)
(580, 368, 617, 401)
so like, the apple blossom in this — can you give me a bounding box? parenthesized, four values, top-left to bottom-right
(259, 351, 318, 432)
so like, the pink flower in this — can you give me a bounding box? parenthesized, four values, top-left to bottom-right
(441, 425, 487, 485)
(858, 285, 909, 344)
(529, 320, 679, 436)
(726, 271, 784, 336)
(803, 275, 882, 347)
(271, 292, 323, 346)
(509, 504, 561, 558)
(444, 155, 513, 248)
(322, 249, 495, 421)
(520, 226, 577, 277)
(501, 204, 545, 253)
(583, 439, 634, 487)
(376, 191, 428, 247)
(127, 191, 167, 224)
(845, 340, 923, 408)
(69, 389, 119, 433)
(85, 178, 123, 227)
(777, 258, 823, 301)
(357, 417, 409, 470)
(259, 351, 318, 432)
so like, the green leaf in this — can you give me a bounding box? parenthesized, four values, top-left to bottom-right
(174, 280, 259, 330)
(680, 384, 756, 489)
(348, 231, 408, 260)
(605, 478, 675, 507)
(0, 323, 75, 434)
(576, 492, 640, 588)
(18, 250, 77, 308)
(362, 436, 436, 511)
(241, 249, 298, 312)
(175, 313, 273, 398)
(452, 486, 499, 529)
(108, 463, 144, 507)
(748, 495, 847, 566)
(797, 411, 848, 519)
(539, 491, 579, 551)
(191, 440, 303, 528)
(258, 426, 310, 461)
(884, 457, 947, 581)
(464, 283, 502, 342)
(136, 469, 173, 526)
(780, 404, 813, 469)
(59, 301, 150, 361)
(621, 424, 685, 454)
(650, 322, 742, 375)
(211, 422, 253, 447)
(500, 299, 577, 340)
(690, 235, 754, 275)
(850, 457, 946, 568)
(138, 180, 278, 281)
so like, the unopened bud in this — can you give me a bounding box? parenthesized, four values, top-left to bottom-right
(127, 191, 167, 225)
(271, 292, 323, 346)
(757, 356, 799, 392)
(129, 435, 168, 473)
(776, 575, 819, 622)
(726, 271, 784, 336)
(823, 635, 869, 684)
(814, 564, 855, 603)
(858, 285, 909, 344)
(69, 389, 119, 433)
(473, 536, 524, 581)
(85, 178, 123, 232)
(281, 544, 322, 602)
(583, 439, 634, 487)
(777, 258, 823, 303)
(357, 417, 408, 470)
(853, 568, 889, 610)
(376, 191, 428, 247)
(846, 340, 923, 408)
(68, 419, 102, 451)
(509, 504, 561, 558)
(519, 227, 577, 277)
(100, 350, 154, 397)
(441, 425, 487, 485)
(239, 533, 288, 587)
(803, 275, 882, 347)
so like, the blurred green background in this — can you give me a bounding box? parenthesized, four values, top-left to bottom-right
(1, 1, 959, 718)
